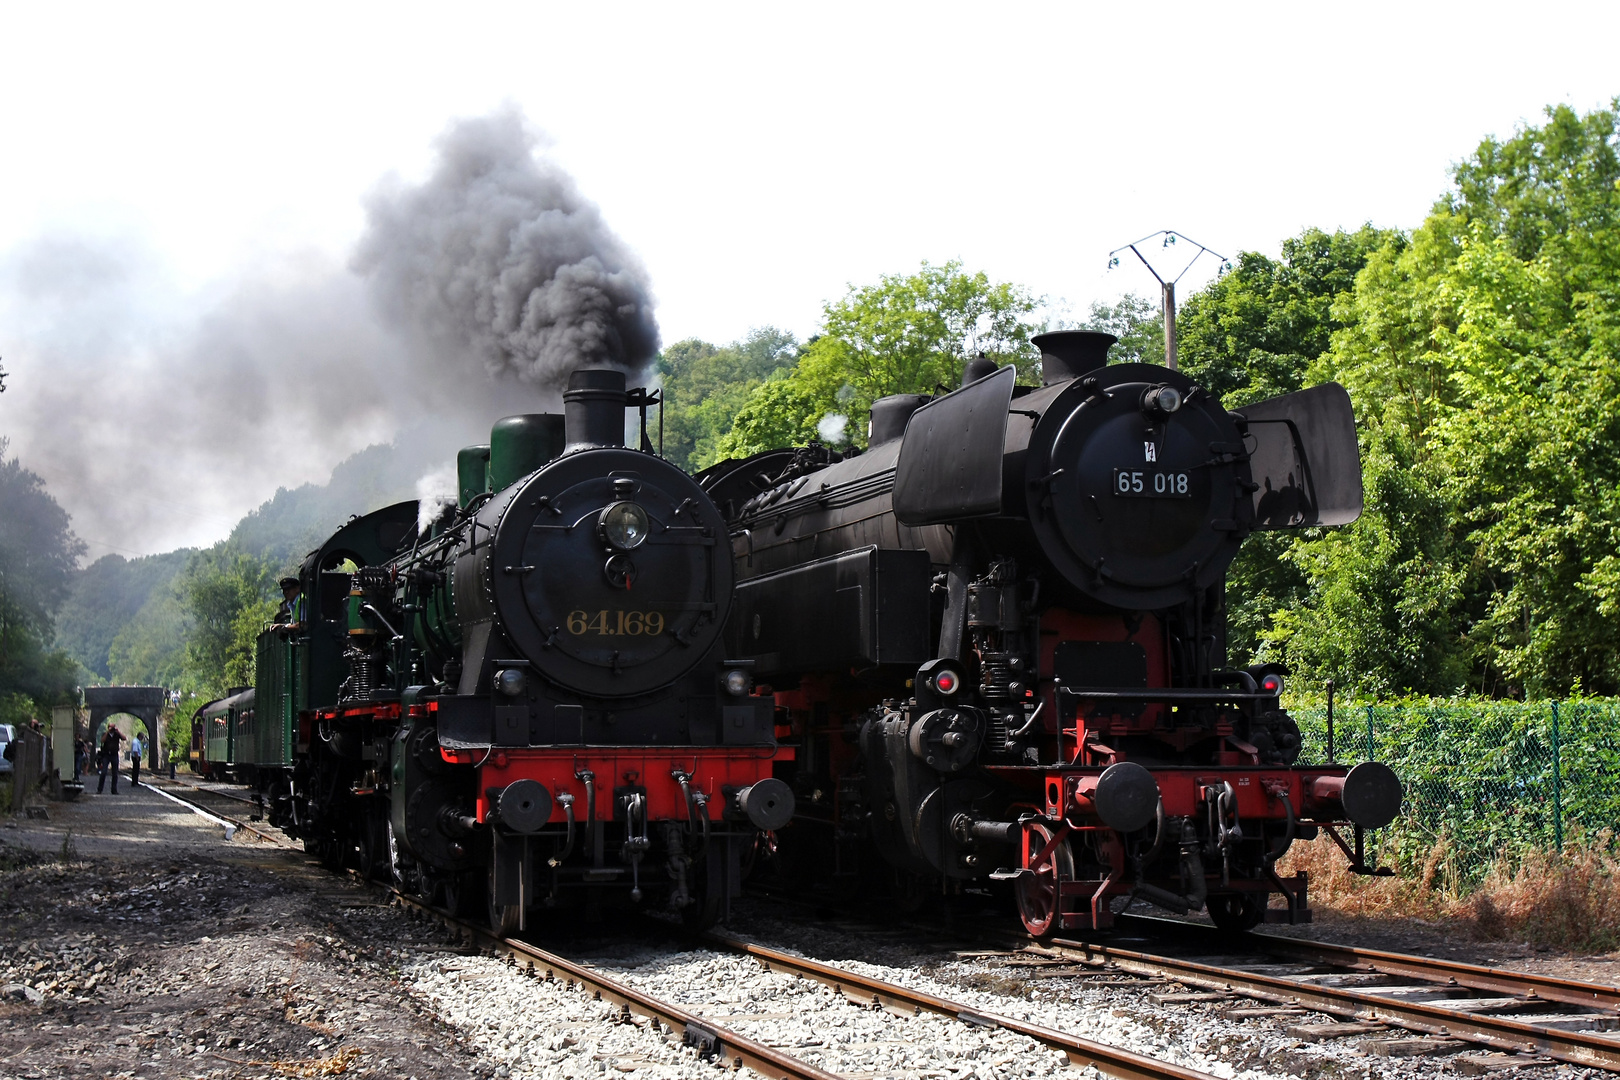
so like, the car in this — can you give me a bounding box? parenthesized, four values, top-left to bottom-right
(0, 723, 16, 773)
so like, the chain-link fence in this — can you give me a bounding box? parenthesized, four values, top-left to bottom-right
(1290, 700, 1620, 890)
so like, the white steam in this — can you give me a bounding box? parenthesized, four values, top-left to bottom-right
(415, 463, 460, 534)
(817, 413, 848, 444)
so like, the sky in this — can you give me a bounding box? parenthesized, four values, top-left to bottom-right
(0, 1, 1616, 560)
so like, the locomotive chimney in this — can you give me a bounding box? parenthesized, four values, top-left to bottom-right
(1031, 330, 1118, 386)
(563, 368, 628, 452)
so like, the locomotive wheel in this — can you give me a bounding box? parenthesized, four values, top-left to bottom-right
(888, 868, 932, 915)
(443, 871, 481, 918)
(318, 831, 346, 873)
(1207, 893, 1265, 932)
(681, 844, 726, 932)
(487, 862, 523, 936)
(357, 815, 388, 882)
(1015, 822, 1074, 938)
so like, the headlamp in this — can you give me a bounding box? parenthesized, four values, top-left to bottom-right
(495, 668, 527, 697)
(600, 501, 650, 550)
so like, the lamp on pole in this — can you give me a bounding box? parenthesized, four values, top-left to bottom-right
(1107, 231, 1230, 371)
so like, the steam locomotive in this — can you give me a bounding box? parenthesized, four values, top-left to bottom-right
(192, 369, 791, 930)
(699, 331, 1402, 934)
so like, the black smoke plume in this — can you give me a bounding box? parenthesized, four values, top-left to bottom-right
(354, 105, 660, 389)
(0, 107, 659, 559)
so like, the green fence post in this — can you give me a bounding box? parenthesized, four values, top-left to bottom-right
(1365, 703, 1375, 761)
(1551, 700, 1562, 853)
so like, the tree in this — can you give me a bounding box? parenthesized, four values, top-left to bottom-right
(716, 261, 1042, 459)
(55, 550, 191, 679)
(1283, 100, 1620, 697)
(1082, 294, 1164, 366)
(175, 546, 277, 696)
(1171, 229, 1398, 673)
(1179, 225, 1400, 408)
(656, 328, 799, 472)
(0, 439, 86, 718)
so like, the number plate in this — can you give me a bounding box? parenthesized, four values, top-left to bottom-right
(1112, 469, 1191, 499)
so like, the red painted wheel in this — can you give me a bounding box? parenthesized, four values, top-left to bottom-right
(1015, 821, 1073, 937)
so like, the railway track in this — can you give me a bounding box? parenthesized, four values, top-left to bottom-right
(150, 773, 1620, 1075)
(739, 885, 1620, 1073)
(389, 899, 1218, 1080)
(143, 775, 1217, 1080)
(1031, 922, 1620, 1072)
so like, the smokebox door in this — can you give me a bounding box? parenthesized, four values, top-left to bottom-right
(894, 365, 1015, 526)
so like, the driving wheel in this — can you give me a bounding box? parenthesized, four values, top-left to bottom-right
(1015, 821, 1073, 937)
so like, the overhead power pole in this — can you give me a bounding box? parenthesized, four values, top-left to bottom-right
(1107, 231, 1229, 371)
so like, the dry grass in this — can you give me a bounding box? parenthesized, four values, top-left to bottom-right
(1277, 829, 1620, 953)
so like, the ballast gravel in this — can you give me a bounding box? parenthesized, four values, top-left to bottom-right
(719, 902, 1602, 1080)
(3, 787, 1606, 1080)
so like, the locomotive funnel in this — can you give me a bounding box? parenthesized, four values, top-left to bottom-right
(564, 368, 628, 452)
(1032, 330, 1117, 385)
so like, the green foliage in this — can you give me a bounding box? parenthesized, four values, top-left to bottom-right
(712, 375, 829, 462)
(1300, 100, 1620, 697)
(0, 438, 85, 635)
(175, 546, 277, 698)
(0, 438, 86, 717)
(655, 328, 799, 472)
(1292, 697, 1620, 888)
(1081, 293, 1164, 365)
(1173, 228, 1396, 671)
(54, 550, 190, 679)
(1262, 431, 1465, 695)
(715, 261, 1042, 460)
(107, 582, 191, 689)
(1180, 225, 1400, 407)
(1195, 102, 1620, 699)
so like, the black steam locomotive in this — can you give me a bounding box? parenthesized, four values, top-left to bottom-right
(701, 331, 1401, 934)
(199, 369, 791, 930)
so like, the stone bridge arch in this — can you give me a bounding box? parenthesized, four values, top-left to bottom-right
(84, 686, 166, 768)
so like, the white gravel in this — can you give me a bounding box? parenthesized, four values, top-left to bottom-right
(721, 904, 1602, 1080)
(379, 900, 1601, 1080)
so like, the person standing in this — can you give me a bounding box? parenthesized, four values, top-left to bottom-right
(73, 737, 87, 782)
(272, 576, 305, 633)
(129, 731, 144, 788)
(97, 728, 125, 794)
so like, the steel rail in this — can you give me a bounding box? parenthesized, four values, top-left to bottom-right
(703, 930, 1216, 1080)
(1045, 934, 1620, 1072)
(145, 778, 290, 846)
(140, 789, 843, 1080)
(1117, 912, 1620, 1012)
(158, 774, 266, 808)
(388, 894, 847, 1080)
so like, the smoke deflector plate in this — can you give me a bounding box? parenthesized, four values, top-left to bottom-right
(893, 366, 1016, 526)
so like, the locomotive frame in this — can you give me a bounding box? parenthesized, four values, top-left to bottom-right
(193, 368, 792, 930)
(700, 330, 1402, 936)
